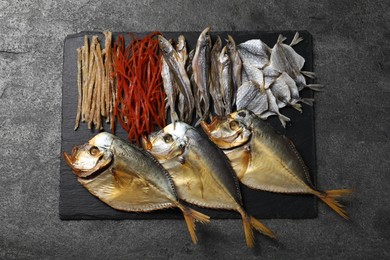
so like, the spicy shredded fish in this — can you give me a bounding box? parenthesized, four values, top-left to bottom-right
(113, 32, 166, 143)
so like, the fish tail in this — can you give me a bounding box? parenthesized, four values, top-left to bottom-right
(292, 103, 303, 113)
(278, 113, 290, 128)
(318, 189, 353, 220)
(300, 98, 315, 106)
(306, 84, 324, 91)
(241, 216, 255, 248)
(301, 70, 316, 78)
(241, 213, 275, 248)
(180, 206, 210, 244)
(249, 216, 276, 239)
(290, 32, 304, 46)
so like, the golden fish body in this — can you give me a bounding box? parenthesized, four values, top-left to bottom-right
(144, 122, 275, 247)
(63, 132, 209, 243)
(201, 109, 352, 220)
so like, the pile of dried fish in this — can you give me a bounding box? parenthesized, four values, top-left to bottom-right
(237, 33, 321, 127)
(159, 28, 322, 127)
(75, 32, 116, 132)
(66, 29, 353, 249)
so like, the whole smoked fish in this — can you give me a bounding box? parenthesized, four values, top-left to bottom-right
(143, 122, 275, 247)
(63, 132, 209, 243)
(201, 109, 352, 220)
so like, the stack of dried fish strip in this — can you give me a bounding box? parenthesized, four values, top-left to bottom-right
(75, 32, 116, 132)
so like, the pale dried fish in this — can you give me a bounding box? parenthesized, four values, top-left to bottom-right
(210, 36, 224, 116)
(192, 27, 212, 122)
(161, 56, 179, 122)
(218, 46, 233, 115)
(237, 39, 271, 69)
(226, 35, 242, 97)
(236, 81, 268, 115)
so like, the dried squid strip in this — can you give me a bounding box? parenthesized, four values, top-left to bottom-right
(74, 48, 83, 130)
(75, 33, 116, 132)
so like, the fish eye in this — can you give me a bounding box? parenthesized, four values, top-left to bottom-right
(229, 120, 239, 130)
(229, 120, 240, 130)
(163, 134, 173, 143)
(89, 146, 100, 156)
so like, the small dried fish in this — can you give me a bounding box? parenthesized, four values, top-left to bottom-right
(161, 56, 179, 122)
(236, 81, 268, 115)
(209, 36, 224, 116)
(269, 33, 323, 91)
(241, 62, 265, 90)
(237, 39, 271, 69)
(218, 46, 233, 115)
(192, 27, 212, 122)
(226, 35, 242, 98)
(262, 88, 290, 128)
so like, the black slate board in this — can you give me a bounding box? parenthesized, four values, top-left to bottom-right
(60, 31, 317, 220)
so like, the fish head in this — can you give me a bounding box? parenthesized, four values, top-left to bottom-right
(200, 114, 251, 149)
(219, 46, 230, 64)
(198, 27, 211, 48)
(158, 35, 174, 56)
(230, 109, 257, 126)
(226, 35, 237, 53)
(63, 132, 114, 178)
(143, 122, 189, 161)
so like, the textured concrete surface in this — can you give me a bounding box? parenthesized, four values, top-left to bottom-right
(0, 0, 389, 259)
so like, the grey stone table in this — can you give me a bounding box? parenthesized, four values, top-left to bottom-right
(0, 0, 389, 259)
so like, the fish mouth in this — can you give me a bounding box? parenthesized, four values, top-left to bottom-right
(200, 116, 226, 136)
(141, 135, 153, 151)
(63, 146, 111, 178)
(200, 116, 250, 149)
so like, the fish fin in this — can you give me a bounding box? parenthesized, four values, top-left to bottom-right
(250, 216, 276, 239)
(179, 205, 210, 244)
(318, 189, 353, 220)
(292, 103, 303, 113)
(301, 70, 316, 78)
(290, 32, 303, 46)
(300, 98, 315, 106)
